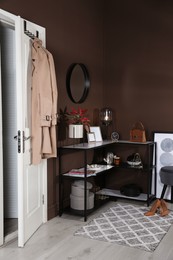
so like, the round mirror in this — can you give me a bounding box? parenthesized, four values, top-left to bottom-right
(66, 63, 90, 103)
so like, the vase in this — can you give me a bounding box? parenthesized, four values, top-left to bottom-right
(69, 124, 83, 138)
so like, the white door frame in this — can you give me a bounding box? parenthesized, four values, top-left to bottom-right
(0, 45, 4, 247)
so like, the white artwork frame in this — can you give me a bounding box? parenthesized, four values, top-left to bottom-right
(90, 126, 103, 142)
(87, 132, 96, 143)
(153, 132, 173, 200)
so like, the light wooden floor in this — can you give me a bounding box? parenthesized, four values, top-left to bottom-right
(1, 200, 173, 260)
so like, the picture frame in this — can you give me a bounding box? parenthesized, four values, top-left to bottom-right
(87, 132, 96, 143)
(153, 132, 173, 200)
(90, 126, 103, 142)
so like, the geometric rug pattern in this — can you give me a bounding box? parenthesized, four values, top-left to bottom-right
(74, 203, 173, 252)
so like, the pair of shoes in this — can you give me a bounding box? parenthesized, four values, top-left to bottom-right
(144, 199, 170, 217)
(160, 199, 169, 217)
(144, 199, 161, 216)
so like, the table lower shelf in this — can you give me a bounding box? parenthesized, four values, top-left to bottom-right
(96, 188, 153, 201)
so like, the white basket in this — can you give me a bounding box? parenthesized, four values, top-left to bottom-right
(70, 192, 94, 210)
(71, 180, 92, 197)
(71, 185, 89, 197)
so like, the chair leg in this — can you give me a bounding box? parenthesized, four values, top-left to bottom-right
(171, 186, 173, 203)
(160, 184, 167, 199)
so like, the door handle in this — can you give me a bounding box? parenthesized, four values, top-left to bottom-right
(14, 131, 21, 153)
(14, 132, 31, 153)
(23, 132, 31, 153)
(23, 136, 31, 141)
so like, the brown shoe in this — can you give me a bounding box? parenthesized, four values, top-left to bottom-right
(160, 199, 169, 217)
(144, 199, 161, 216)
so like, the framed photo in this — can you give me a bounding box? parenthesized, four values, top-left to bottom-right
(153, 132, 173, 200)
(90, 126, 103, 142)
(87, 132, 96, 143)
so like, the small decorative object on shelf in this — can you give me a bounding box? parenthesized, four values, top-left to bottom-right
(130, 121, 146, 142)
(87, 132, 96, 143)
(120, 183, 142, 197)
(127, 153, 143, 168)
(114, 155, 121, 166)
(65, 107, 90, 138)
(100, 107, 113, 139)
(69, 124, 83, 138)
(104, 152, 114, 165)
(100, 108, 113, 126)
(111, 131, 119, 141)
(89, 126, 103, 142)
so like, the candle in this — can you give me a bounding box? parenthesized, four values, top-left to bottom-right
(105, 110, 109, 121)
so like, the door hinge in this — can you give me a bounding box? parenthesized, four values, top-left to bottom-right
(42, 194, 44, 205)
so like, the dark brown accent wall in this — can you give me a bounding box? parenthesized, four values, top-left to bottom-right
(103, 0, 173, 140)
(1, 0, 173, 219)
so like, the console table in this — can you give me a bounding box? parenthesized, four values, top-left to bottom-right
(59, 140, 156, 221)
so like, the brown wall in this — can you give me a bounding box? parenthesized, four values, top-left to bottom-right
(0, 0, 104, 116)
(103, 0, 173, 140)
(1, 0, 173, 219)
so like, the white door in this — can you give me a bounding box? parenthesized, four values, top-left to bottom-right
(0, 45, 4, 247)
(16, 17, 47, 248)
(0, 9, 47, 247)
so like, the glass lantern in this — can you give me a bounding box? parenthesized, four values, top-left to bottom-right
(100, 108, 113, 140)
(100, 108, 113, 126)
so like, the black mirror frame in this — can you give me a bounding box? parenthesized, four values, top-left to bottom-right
(66, 63, 90, 104)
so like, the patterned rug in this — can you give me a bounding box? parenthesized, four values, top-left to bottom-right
(74, 203, 173, 252)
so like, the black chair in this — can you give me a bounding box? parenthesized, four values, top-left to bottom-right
(160, 166, 173, 203)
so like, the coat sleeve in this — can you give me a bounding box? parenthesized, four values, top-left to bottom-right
(38, 45, 53, 127)
(41, 49, 58, 157)
(47, 52, 58, 126)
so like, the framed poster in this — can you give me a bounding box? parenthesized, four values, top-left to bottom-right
(153, 132, 173, 200)
(87, 132, 96, 143)
(90, 126, 103, 142)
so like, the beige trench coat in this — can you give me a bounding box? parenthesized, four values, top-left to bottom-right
(31, 38, 58, 165)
